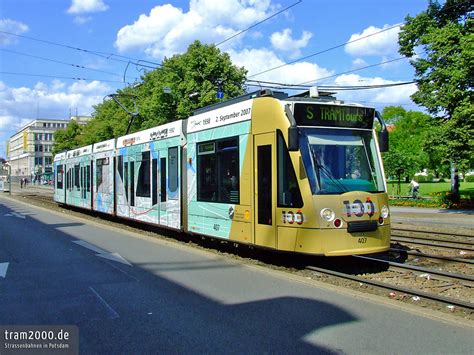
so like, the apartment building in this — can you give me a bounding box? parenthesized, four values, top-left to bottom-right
(7, 116, 90, 182)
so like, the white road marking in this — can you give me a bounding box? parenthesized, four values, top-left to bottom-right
(73, 240, 107, 254)
(3, 212, 25, 219)
(89, 286, 119, 319)
(96, 252, 132, 266)
(0, 262, 9, 278)
(73, 240, 132, 266)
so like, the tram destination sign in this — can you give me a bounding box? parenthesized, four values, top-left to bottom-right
(293, 103, 375, 129)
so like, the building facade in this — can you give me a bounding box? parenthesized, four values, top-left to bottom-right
(7, 116, 90, 182)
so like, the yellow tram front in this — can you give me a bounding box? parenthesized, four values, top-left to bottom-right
(253, 95, 391, 256)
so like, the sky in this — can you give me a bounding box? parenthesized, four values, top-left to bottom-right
(0, 0, 430, 159)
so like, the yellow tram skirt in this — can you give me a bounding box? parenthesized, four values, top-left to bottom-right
(277, 225, 391, 256)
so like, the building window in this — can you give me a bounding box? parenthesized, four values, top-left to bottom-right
(197, 137, 239, 204)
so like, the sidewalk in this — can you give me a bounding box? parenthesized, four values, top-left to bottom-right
(390, 206, 474, 229)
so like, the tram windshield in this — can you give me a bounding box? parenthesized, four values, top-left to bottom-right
(299, 127, 385, 194)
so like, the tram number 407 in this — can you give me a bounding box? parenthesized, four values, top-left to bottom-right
(357, 237, 367, 244)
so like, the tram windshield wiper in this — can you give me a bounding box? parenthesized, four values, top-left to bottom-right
(312, 152, 348, 194)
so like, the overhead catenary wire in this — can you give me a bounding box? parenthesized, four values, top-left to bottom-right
(248, 0, 473, 78)
(248, 23, 402, 78)
(245, 80, 415, 91)
(0, 71, 125, 84)
(297, 55, 415, 85)
(0, 30, 161, 69)
(0, 48, 137, 80)
(215, 0, 303, 47)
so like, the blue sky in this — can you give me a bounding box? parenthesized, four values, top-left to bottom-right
(0, 0, 429, 158)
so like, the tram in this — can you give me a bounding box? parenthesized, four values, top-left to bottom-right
(54, 89, 391, 256)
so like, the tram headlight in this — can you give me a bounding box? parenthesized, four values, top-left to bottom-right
(320, 208, 336, 222)
(381, 205, 390, 219)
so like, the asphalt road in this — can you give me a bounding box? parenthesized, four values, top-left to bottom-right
(0, 196, 473, 354)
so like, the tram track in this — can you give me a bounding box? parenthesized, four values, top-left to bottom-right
(306, 256, 474, 310)
(353, 254, 474, 282)
(391, 227, 474, 251)
(390, 236, 474, 251)
(4, 190, 474, 316)
(390, 247, 474, 264)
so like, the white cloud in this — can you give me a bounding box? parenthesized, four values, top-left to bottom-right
(115, 0, 274, 59)
(229, 48, 333, 86)
(270, 28, 312, 58)
(0, 80, 111, 157)
(333, 74, 417, 106)
(0, 19, 29, 45)
(344, 24, 401, 57)
(352, 58, 368, 68)
(0, 115, 14, 130)
(73, 16, 92, 25)
(67, 0, 109, 14)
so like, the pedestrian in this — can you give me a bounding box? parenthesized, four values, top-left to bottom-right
(20, 178, 24, 188)
(408, 178, 420, 198)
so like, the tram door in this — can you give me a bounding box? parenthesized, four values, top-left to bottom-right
(254, 133, 276, 248)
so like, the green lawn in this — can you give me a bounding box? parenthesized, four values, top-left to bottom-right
(388, 181, 474, 198)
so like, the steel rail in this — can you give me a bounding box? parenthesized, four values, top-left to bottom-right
(353, 255, 474, 282)
(392, 227, 474, 238)
(391, 233, 474, 246)
(306, 265, 474, 310)
(390, 247, 474, 265)
(391, 236, 474, 251)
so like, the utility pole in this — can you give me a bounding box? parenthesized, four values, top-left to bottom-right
(4, 162, 11, 195)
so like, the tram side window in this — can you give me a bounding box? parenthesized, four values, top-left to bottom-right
(197, 137, 239, 204)
(56, 165, 63, 189)
(130, 161, 135, 207)
(96, 158, 105, 192)
(66, 169, 70, 190)
(74, 164, 80, 190)
(152, 158, 158, 205)
(124, 162, 129, 201)
(277, 131, 303, 208)
(117, 155, 123, 181)
(136, 151, 151, 198)
(160, 158, 166, 203)
(168, 147, 178, 199)
(86, 164, 91, 192)
(66, 168, 70, 190)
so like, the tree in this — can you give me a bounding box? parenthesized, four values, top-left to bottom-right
(52, 120, 83, 155)
(381, 106, 438, 180)
(398, 0, 473, 173)
(58, 40, 248, 149)
(138, 41, 247, 129)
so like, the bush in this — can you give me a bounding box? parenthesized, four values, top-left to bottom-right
(464, 174, 474, 182)
(414, 173, 434, 182)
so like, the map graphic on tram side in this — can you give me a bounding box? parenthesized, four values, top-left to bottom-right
(293, 103, 375, 129)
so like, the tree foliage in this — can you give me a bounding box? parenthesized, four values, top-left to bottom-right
(55, 41, 247, 149)
(382, 106, 439, 179)
(52, 120, 82, 155)
(398, 0, 473, 169)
